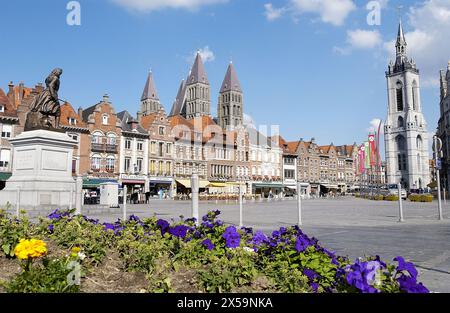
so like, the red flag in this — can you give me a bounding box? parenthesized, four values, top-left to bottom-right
(369, 134, 376, 166)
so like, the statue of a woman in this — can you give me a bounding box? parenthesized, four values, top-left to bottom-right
(29, 68, 62, 128)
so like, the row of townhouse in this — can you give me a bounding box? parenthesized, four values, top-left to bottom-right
(0, 53, 358, 198)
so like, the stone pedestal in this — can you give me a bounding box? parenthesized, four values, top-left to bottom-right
(0, 129, 77, 210)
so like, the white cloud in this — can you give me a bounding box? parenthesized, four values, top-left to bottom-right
(334, 29, 382, 55)
(384, 0, 450, 87)
(290, 0, 356, 26)
(367, 118, 384, 134)
(111, 0, 228, 12)
(264, 0, 356, 26)
(264, 3, 285, 21)
(348, 29, 382, 49)
(186, 46, 215, 64)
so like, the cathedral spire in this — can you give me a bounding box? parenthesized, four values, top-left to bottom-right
(141, 71, 159, 101)
(220, 62, 242, 93)
(187, 52, 209, 85)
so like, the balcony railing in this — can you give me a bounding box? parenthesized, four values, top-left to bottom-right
(90, 167, 115, 173)
(91, 143, 118, 153)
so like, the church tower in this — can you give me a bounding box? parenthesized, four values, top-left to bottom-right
(140, 71, 162, 116)
(185, 52, 211, 119)
(218, 62, 243, 130)
(384, 20, 430, 190)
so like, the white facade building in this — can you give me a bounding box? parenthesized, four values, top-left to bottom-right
(384, 21, 430, 190)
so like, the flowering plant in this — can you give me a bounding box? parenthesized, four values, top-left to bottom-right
(14, 239, 47, 260)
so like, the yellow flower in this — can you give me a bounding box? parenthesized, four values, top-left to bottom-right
(14, 239, 47, 260)
(71, 247, 81, 253)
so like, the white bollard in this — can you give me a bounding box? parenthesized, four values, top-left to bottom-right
(239, 183, 243, 227)
(16, 187, 20, 217)
(75, 176, 83, 215)
(123, 185, 127, 221)
(191, 174, 199, 225)
(297, 182, 302, 226)
(69, 186, 73, 210)
(398, 182, 404, 222)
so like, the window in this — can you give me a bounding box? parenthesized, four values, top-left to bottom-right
(91, 155, 101, 171)
(1, 124, 12, 138)
(149, 160, 156, 175)
(125, 139, 131, 150)
(158, 161, 163, 175)
(166, 143, 172, 154)
(0, 105, 4, 113)
(124, 157, 131, 172)
(416, 136, 423, 150)
(72, 159, 77, 174)
(159, 126, 165, 135)
(150, 141, 156, 154)
(68, 117, 77, 125)
(106, 157, 115, 172)
(159, 142, 164, 157)
(68, 133, 78, 142)
(0, 149, 11, 168)
(284, 169, 295, 179)
(398, 154, 407, 171)
(102, 114, 109, 125)
(92, 132, 102, 143)
(396, 82, 404, 111)
(107, 134, 116, 145)
(166, 162, 171, 176)
(137, 141, 143, 151)
(397, 116, 404, 128)
(136, 158, 143, 173)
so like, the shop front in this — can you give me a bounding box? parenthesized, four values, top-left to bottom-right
(82, 178, 118, 204)
(252, 182, 284, 198)
(0, 172, 11, 191)
(120, 175, 148, 204)
(176, 179, 210, 197)
(150, 178, 174, 199)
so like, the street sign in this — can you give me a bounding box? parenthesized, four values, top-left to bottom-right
(436, 158, 442, 170)
(433, 136, 443, 153)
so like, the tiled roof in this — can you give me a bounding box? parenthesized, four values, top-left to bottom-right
(10, 85, 33, 108)
(0, 88, 18, 118)
(140, 113, 158, 130)
(81, 104, 98, 122)
(117, 111, 147, 134)
(60, 102, 87, 128)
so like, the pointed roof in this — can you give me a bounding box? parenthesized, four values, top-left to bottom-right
(141, 71, 159, 101)
(60, 102, 87, 128)
(396, 19, 407, 47)
(187, 52, 209, 85)
(169, 79, 186, 116)
(0, 88, 18, 118)
(220, 62, 242, 93)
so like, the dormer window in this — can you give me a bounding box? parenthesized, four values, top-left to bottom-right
(159, 126, 165, 135)
(0, 105, 4, 113)
(68, 117, 77, 125)
(102, 114, 109, 125)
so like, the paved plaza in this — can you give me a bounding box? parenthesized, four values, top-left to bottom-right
(78, 197, 450, 292)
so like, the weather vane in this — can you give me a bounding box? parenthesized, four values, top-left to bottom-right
(397, 5, 404, 20)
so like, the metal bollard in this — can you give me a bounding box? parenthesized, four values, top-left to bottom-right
(239, 183, 243, 227)
(191, 174, 199, 225)
(297, 182, 302, 226)
(123, 185, 127, 221)
(398, 183, 404, 222)
(16, 187, 20, 217)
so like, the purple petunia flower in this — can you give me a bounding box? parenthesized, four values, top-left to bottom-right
(394, 256, 418, 279)
(303, 268, 319, 281)
(48, 224, 54, 233)
(201, 239, 215, 250)
(252, 231, 269, 246)
(295, 236, 311, 253)
(169, 225, 189, 239)
(156, 219, 170, 235)
(222, 226, 241, 249)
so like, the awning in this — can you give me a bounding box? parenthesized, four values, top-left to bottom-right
(0, 172, 12, 181)
(83, 178, 118, 188)
(150, 180, 172, 185)
(320, 184, 339, 189)
(122, 180, 145, 184)
(253, 183, 284, 188)
(176, 180, 210, 189)
(208, 182, 227, 188)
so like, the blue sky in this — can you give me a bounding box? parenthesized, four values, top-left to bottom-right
(1, 0, 449, 148)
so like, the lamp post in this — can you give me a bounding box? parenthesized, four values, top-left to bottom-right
(433, 135, 443, 221)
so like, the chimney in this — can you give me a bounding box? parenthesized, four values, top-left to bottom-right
(136, 111, 142, 123)
(130, 119, 138, 131)
(102, 94, 110, 103)
(311, 137, 316, 144)
(8, 81, 14, 94)
(78, 107, 83, 117)
(18, 82, 24, 102)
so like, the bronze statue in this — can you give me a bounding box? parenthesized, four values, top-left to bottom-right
(25, 68, 63, 131)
